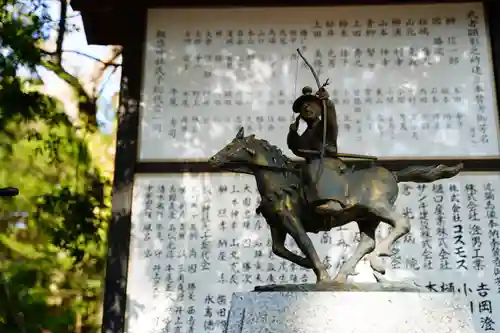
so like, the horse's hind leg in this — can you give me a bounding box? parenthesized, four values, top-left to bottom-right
(280, 211, 330, 283)
(373, 209, 410, 257)
(270, 226, 313, 269)
(333, 219, 378, 283)
(368, 203, 411, 274)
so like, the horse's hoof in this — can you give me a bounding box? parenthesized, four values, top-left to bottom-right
(314, 266, 331, 283)
(337, 269, 358, 278)
(368, 254, 386, 274)
(374, 247, 392, 258)
(332, 274, 348, 284)
(316, 273, 331, 283)
(373, 271, 388, 283)
(316, 279, 330, 284)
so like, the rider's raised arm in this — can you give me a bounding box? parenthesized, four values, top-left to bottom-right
(317, 88, 339, 144)
(324, 98, 339, 140)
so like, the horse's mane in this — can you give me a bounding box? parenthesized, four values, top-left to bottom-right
(250, 137, 298, 169)
(248, 137, 304, 214)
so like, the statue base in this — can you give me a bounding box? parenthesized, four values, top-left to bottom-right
(224, 283, 475, 333)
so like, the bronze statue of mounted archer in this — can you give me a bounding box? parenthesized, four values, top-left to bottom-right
(208, 49, 463, 284)
(209, 127, 462, 283)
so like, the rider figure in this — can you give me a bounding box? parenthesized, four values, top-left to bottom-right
(287, 86, 348, 215)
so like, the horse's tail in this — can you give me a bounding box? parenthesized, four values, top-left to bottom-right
(392, 163, 463, 183)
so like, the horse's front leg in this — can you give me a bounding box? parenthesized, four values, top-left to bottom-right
(270, 226, 314, 269)
(334, 220, 378, 283)
(279, 210, 330, 283)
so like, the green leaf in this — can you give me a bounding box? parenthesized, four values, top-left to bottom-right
(0, 235, 44, 260)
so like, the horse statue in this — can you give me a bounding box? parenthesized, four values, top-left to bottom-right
(209, 127, 463, 283)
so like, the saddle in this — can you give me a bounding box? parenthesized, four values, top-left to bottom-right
(299, 162, 351, 208)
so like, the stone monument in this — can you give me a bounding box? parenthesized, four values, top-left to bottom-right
(208, 49, 474, 332)
(225, 286, 475, 333)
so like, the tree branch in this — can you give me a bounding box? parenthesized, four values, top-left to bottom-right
(97, 65, 120, 98)
(41, 49, 122, 68)
(37, 45, 125, 133)
(37, 45, 122, 133)
(90, 46, 123, 97)
(55, 0, 68, 65)
(47, 13, 81, 22)
(61, 50, 122, 68)
(40, 59, 98, 132)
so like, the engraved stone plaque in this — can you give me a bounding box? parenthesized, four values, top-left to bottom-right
(225, 291, 475, 333)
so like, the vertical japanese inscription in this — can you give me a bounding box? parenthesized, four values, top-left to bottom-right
(418, 184, 433, 270)
(467, 183, 484, 271)
(476, 283, 496, 331)
(467, 10, 489, 145)
(484, 183, 500, 293)
(151, 30, 166, 135)
(433, 184, 451, 270)
(451, 183, 468, 271)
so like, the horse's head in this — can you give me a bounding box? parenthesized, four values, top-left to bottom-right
(209, 127, 269, 169)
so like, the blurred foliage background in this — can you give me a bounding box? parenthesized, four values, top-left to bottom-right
(0, 0, 120, 332)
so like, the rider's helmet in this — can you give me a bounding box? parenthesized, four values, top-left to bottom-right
(292, 86, 323, 114)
